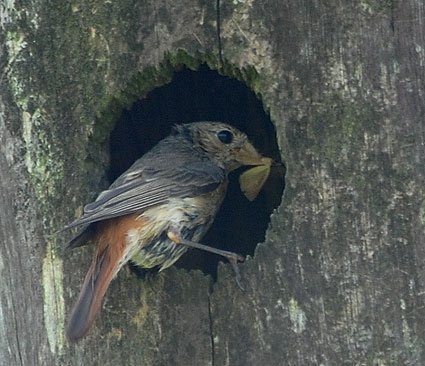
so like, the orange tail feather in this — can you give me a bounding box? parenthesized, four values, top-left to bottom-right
(66, 215, 144, 342)
(66, 245, 121, 342)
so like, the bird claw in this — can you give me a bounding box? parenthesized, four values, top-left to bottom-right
(229, 258, 244, 291)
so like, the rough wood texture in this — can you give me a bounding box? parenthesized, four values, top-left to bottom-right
(1, 0, 424, 365)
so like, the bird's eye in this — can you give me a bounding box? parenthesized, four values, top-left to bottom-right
(217, 130, 233, 144)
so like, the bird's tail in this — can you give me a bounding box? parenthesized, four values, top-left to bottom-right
(65, 244, 122, 342)
(65, 214, 144, 342)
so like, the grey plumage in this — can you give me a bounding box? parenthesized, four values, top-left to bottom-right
(63, 121, 272, 342)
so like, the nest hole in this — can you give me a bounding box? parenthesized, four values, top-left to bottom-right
(109, 64, 284, 279)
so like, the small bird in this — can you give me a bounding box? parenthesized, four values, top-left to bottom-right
(63, 121, 273, 342)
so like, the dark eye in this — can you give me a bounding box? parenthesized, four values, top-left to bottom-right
(217, 130, 233, 144)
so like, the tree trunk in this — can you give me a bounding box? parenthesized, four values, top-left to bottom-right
(1, 1, 424, 365)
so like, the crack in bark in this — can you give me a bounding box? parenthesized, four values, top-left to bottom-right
(390, 0, 395, 32)
(207, 291, 216, 366)
(12, 311, 24, 365)
(216, 0, 224, 67)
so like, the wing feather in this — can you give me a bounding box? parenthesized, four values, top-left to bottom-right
(63, 157, 224, 230)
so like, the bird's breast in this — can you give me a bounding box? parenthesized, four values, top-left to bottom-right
(127, 182, 228, 271)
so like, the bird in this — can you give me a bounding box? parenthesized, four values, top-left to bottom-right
(63, 121, 274, 342)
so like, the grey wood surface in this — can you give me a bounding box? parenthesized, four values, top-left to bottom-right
(1, 1, 424, 365)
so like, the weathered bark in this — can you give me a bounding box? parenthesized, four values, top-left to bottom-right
(1, 0, 424, 365)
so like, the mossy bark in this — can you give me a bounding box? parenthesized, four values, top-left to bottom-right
(1, 0, 424, 365)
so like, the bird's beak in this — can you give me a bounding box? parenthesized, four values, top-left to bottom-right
(234, 142, 274, 167)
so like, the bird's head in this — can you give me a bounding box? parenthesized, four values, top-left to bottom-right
(176, 121, 273, 173)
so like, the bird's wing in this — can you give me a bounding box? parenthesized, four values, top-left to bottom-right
(63, 160, 225, 230)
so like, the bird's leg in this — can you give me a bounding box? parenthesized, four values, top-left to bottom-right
(167, 230, 245, 290)
(167, 230, 245, 262)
